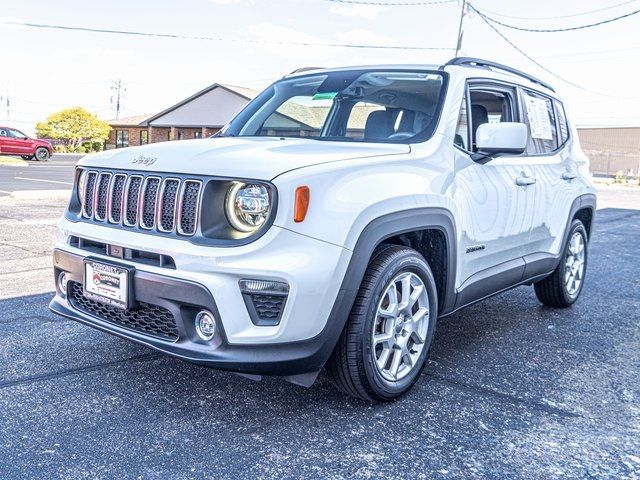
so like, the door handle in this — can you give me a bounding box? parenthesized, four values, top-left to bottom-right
(515, 176, 537, 186)
(562, 171, 577, 180)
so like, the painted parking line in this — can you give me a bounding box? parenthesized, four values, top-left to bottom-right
(14, 176, 73, 186)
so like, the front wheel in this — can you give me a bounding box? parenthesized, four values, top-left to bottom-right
(327, 245, 438, 402)
(534, 220, 588, 308)
(34, 147, 50, 161)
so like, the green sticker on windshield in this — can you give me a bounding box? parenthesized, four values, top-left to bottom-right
(312, 92, 338, 100)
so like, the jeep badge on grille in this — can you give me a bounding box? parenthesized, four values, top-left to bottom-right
(132, 155, 157, 166)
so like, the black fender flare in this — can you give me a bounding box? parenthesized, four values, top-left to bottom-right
(312, 208, 458, 369)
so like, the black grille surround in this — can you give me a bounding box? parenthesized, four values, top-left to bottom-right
(68, 168, 278, 247)
(69, 281, 179, 340)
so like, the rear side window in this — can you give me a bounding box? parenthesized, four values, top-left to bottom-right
(521, 89, 558, 154)
(555, 101, 570, 146)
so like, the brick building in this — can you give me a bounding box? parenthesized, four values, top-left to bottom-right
(106, 83, 257, 149)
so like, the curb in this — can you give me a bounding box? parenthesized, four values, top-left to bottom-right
(0, 158, 29, 167)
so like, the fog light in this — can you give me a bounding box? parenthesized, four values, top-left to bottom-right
(195, 310, 216, 341)
(58, 272, 68, 295)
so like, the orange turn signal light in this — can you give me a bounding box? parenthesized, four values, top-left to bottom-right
(294, 186, 310, 223)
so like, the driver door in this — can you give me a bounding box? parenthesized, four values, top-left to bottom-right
(451, 82, 537, 304)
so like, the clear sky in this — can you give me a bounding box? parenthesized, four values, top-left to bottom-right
(1, 0, 639, 134)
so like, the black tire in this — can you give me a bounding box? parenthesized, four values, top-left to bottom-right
(534, 220, 588, 308)
(34, 147, 50, 161)
(21, 155, 33, 160)
(327, 245, 438, 402)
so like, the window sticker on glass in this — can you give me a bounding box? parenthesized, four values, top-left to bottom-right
(312, 92, 337, 101)
(524, 95, 553, 140)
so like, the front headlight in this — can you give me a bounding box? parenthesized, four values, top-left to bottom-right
(225, 182, 271, 232)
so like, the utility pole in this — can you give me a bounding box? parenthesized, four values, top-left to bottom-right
(3, 82, 9, 122)
(455, 0, 468, 57)
(110, 79, 126, 119)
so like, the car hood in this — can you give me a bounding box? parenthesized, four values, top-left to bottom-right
(78, 137, 410, 179)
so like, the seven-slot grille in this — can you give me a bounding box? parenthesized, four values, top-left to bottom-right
(80, 170, 202, 236)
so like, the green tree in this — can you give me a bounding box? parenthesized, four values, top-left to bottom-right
(36, 107, 111, 153)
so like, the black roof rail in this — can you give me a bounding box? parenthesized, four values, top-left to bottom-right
(443, 57, 555, 92)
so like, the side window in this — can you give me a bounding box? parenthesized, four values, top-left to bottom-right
(468, 88, 514, 152)
(0, 128, 7, 137)
(453, 94, 469, 150)
(555, 101, 570, 146)
(521, 89, 558, 154)
(8, 129, 26, 139)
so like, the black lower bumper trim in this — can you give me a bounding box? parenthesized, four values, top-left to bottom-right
(50, 248, 335, 376)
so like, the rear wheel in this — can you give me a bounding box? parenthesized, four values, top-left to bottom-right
(534, 220, 588, 308)
(34, 147, 50, 161)
(327, 245, 438, 402)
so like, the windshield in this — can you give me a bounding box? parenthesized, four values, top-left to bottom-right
(220, 70, 446, 144)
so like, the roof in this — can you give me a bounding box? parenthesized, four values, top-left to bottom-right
(285, 60, 558, 97)
(219, 84, 260, 100)
(284, 64, 441, 79)
(108, 113, 154, 127)
(143, 83, 259, 126)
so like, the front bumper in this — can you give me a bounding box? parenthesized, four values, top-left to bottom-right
(50, 249, 345, 375)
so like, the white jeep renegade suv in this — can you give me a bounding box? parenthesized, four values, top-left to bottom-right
(50, 58, 595, 402)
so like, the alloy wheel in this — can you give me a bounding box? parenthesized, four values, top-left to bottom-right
(36, 148, 49, 161)
(372, 272, 430, 382)
(564, 231, 585, 297)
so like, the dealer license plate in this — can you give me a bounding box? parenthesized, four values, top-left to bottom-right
(83, 259, 133, 310)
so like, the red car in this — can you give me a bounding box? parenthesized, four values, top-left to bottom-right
(0, 126, 52, 161)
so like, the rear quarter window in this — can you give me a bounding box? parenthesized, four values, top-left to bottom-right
(555, 101, 570, 146)
(521, 89, 558, 154)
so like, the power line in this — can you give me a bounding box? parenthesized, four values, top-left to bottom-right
(469, 5, 640, 99)
(0, 20, 454, 51)
(326, 0, 455, 5)
(471, 0, 639, 21)
(13, 97, 110, 109)
(472, 4, 640, 33)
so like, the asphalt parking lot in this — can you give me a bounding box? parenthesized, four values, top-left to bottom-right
(0, 155, 77, 196)
(0, 186, 638, 479)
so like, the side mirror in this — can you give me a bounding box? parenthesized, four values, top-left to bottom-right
(474, 122, 527, 162)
